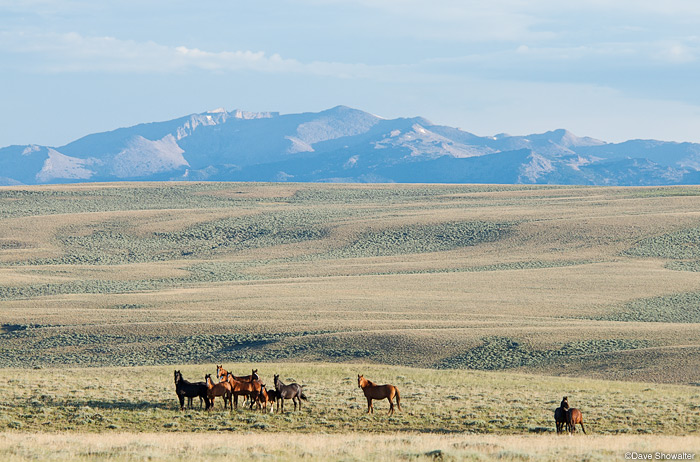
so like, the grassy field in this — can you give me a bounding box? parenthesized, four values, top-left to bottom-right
(1, 182, 700, 384)
(0, 363, 698, 459)
(2, 182, 700, 459)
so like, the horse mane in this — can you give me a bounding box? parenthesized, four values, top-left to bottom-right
(362, 377, 376, 387)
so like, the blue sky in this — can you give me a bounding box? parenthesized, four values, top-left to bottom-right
(2, 0, 700, 147)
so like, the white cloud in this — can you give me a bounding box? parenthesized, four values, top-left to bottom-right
(0, 30, 382, 78)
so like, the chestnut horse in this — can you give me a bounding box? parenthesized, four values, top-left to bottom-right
(205, 373, 232, 410)
(223, 371, 262, 409)
(216, 365, 257, 383)
(257, 384, 277, 414)
(566, 408, 586, 434)
(357, 374, 401, 416)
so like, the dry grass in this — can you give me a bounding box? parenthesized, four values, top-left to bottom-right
(1, 363, 698, 436)
(1, 183, 700, 384)
(0, 432, 698, 461)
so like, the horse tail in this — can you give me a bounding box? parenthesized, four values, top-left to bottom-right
(395, 386, 402, 411)
(300, 390, 308, 401)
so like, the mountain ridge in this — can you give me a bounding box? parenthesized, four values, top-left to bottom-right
(2, 105, 700, 186)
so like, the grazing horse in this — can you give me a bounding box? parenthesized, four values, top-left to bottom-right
(357, 374, 401, 416)
(174, 370, 209, 410)
(554, 396, 569, 434)
(273, 374, 307, 413)
(205, 373, 232, 410)
(566, 408, 586, 434)
(223, 371, 262, 410)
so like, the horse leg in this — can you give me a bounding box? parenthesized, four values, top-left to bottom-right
(366, 397, 372, 414)
(579, 421, 586, 434)
(293, 396, 298, 411)
(178, 395, 185, 411)
(387, 397, 394, 416)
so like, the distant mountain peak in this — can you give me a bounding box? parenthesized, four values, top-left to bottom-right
(1, 106, 699, 186)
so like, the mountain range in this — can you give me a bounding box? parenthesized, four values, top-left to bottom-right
(3, 105, 700, 186)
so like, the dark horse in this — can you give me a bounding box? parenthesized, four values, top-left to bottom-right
(273, 374, 307, 413)
(357, 374, 401, 416)
(174, 370, 209, 410)
(566, 408, 586, 434)
(554, 396, 569, 434)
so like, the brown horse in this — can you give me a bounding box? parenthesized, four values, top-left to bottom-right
(217, 365, 258, 383)
(257, 384, 277, 414)
(218, 366, 258, 403)
(566, 408, 586, 434)
(205, 373, 232, 410)
(357, 374, 401, 416)
(223, 371, 262, 409)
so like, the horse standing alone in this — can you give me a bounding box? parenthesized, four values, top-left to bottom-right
(357, 374, 401, 416)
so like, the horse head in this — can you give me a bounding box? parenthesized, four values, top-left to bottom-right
(358, 374, 365, 388)
(252, 369, 259, 381)
(174, 370, 181, 384)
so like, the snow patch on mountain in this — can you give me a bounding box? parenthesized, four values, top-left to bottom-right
(111, 135, 188, 178)
(344, 155, 359, 169)
(36, 149, 98, 182)
(22, 145, 41, 156)
(374, 124, 494, 159)
(285, 136, 314, 154)
(518, 153, 555, 183)
(231, 109, 278, 120)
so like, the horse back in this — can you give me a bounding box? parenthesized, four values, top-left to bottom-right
(364, 383, 397, 399)
(567, 408, 583, 424)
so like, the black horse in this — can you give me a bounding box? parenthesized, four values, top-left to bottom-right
(174, 370, 209, 410)
(554, 396, 569, 434)
(273, 374, 307, 413)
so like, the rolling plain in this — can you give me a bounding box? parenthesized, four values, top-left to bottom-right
(1, 182, 699, 460)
